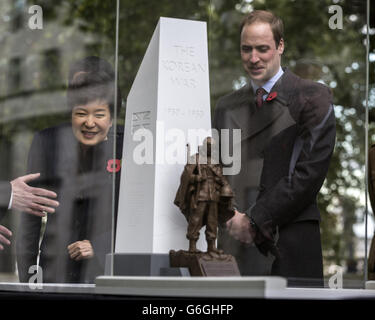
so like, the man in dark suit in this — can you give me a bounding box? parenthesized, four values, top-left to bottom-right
(213, 10, 336, 287)
(0, 174, 59, 250)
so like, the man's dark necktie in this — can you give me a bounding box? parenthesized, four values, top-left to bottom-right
(255, 87, 267, 108)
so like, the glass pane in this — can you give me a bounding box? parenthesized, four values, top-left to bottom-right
(0, 0, 118, 285)
(0, 0, 370, 298)
(367, 0, 375, 285)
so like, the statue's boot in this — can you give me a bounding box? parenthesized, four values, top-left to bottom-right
(207, 240, 224, 255)
(189, 240, 201, 253)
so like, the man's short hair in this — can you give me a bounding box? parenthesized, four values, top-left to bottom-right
(67, 56, 121, 117)
(240, 10, 284, 48)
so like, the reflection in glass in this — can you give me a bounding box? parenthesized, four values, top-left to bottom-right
(0, 0, 370, 292)
(0, 0, 119, 284)
(16, 56, 123, 284)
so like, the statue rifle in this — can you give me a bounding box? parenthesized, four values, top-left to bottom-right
(194, 146, 202, 208)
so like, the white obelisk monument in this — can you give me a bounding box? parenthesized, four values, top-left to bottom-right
(115, 17, 211, 254)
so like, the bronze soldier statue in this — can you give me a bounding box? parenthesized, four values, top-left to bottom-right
(174, 137, 234, 255)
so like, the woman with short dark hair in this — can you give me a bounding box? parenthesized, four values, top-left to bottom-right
(16, 57, 123, 283)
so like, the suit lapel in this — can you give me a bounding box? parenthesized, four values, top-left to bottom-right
(231, 68, 298, 141)
(228, 84, 253, 131)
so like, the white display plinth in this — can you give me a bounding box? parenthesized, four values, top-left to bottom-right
(95, 277, 375, 299)
(365, 281, 375, 290)
(0, 282, 95, 294)
(115, 17, 211, 254)
(95, 276, 287, 298)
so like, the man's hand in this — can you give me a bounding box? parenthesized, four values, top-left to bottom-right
(226, 210, 254, 244)
(10, 173, 59, 217)
(67, 240, 94, 261)
(0, 225, 12, 250)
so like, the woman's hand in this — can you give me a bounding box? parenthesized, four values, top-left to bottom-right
(67, 240, 94, 261)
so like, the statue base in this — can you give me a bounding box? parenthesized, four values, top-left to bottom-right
(169, 250, 241, 276)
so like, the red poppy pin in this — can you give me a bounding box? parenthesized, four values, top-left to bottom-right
(266, 91, 277, 101)
(107, 159, 121, 173)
